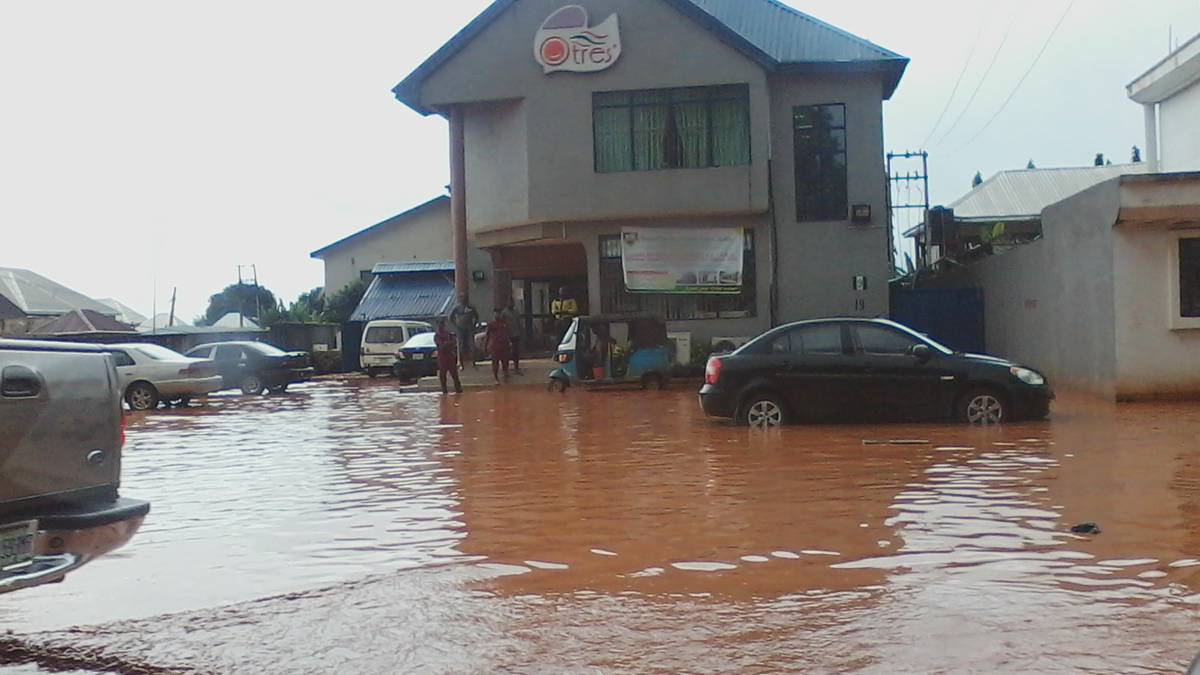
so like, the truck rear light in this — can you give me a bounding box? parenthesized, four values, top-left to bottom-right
(705, 357, 723, 385)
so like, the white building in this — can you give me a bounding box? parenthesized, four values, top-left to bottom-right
(1128, 32, 1200, 173)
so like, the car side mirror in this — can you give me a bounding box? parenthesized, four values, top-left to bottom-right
(911, 344, 933, 363)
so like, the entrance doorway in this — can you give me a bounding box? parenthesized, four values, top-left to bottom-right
(490, 243, 588, 353)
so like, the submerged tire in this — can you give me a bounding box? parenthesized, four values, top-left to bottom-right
(126, 382, 160, 412)
(959, 388, 1007, 424)
(740, 393, 787, 429)
(640, 373, 667, 390)
(240, 373, 265, 396)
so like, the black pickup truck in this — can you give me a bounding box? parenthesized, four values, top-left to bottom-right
(0, 339, 150, 593)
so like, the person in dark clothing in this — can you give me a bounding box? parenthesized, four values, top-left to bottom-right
(501, 298, 523, 374)
(434, 319, 463, 394)
(485, 309, 512, 383)
(448, 292, 479, 371)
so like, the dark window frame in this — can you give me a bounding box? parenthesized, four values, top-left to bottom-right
(793, 103, 848, 222)
(592, 84, 752, 173)
(598, 231, 757, 320)
(1181, 237, 1200, 318)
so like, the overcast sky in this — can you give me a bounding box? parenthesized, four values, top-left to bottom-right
(3, 0, 1199, 320)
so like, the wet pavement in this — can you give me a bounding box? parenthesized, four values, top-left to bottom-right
(3, 379, 1200, 673)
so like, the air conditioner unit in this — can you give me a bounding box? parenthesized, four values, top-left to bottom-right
(710, 336, 750, 354)
(667, 331, 692, 365)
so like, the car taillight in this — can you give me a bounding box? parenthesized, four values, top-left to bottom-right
(705, 357, 723, 385)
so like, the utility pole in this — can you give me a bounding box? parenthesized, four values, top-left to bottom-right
(887, 150, 931, 270)
(168, 287, 177, 328)
(236, 265, 261, 327)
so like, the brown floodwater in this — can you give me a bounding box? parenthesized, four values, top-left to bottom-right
(2, 379, 1200, 673)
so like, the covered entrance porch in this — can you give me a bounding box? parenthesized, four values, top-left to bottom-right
(488, 242, 589, 352)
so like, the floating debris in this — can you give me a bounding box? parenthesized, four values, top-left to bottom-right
(1071, 522, 1102, 535)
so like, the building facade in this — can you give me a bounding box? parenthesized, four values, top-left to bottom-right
(1129, 32, 1200, 173)
(392, 0, 907, 346)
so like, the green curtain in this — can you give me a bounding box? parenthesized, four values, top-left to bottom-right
(594, 107, 631, 172)
(711, 100, 750, 167)
(632, 104, 668, 170)
(673, 102, 709, 168)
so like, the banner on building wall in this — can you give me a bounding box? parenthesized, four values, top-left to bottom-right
(534, 5, 622, 74)
(621, 227, 745, 294)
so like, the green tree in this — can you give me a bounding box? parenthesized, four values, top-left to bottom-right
(201, 284, 277, 326)
(1132, 146, 1142, 163)
(972, 171, 983, 188)
(1026, 160, 1036, 170)
(322, 280, 368, 324)
(1094, 153, 1105, 166)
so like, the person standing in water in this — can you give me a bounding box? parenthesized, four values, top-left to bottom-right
(434, 319, 463, 395)
(448, 292, 479, 371)
(501, 297, 524, 375)
(484, 308, 512, 383)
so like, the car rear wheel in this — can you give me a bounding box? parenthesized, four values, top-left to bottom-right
(240, 373, 265, 396)
(960, 388, 1007, 424)
(269, 384, 289, 394)
(126, 382, 160, 411)
(741, 394, 786, 428)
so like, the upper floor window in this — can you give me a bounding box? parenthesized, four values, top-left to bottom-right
(593, 85, 751, 173)
(794, 104, 847, 222)
(1181, 237, 1200, 318)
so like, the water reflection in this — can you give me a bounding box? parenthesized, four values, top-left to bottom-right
(2, 382, 1200, 673)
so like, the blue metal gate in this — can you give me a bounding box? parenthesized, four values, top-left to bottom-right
(890, 287, 985, 354)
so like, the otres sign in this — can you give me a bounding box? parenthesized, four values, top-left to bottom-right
(535, 5, 621, 74)
(622, 228, 745, 294)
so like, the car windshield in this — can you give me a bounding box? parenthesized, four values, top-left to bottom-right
(133, 344, 188, 361)
(365, 327, 408, 344)
(404, 333, 436, 348)
(245, 343, 287, 356)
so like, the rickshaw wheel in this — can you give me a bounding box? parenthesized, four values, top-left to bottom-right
(549, 378, 568, 393)
(640, 373, 667, 391)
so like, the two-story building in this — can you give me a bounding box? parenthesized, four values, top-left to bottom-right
(392, 0, 907, 347)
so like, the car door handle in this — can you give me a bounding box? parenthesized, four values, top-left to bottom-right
(1, 365, 42, 398)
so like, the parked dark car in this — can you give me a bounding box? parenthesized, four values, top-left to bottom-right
(0, 339, 150, 593)
(184, 341, 314, 395)
(392, 332, 439, 381)
(699, 318, 1053, 427)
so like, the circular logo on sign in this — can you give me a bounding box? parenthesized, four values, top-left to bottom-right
(540, 37, 569, 66)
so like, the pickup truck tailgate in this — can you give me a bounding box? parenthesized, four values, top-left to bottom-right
(0, 341, 122, 504)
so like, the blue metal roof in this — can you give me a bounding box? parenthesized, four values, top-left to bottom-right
(371, 261, 456, 275)
(393, 0, 909, 114)
(351, 273, 456, 322)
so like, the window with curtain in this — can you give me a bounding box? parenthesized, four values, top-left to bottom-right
(598, 232, 756, 319)
(1181, 237, 1200, 318)
(593, 85, 751, 173)
(793, 104, 848, 222)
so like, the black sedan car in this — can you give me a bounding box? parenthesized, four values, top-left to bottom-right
(392, 332, 439, 381)
(184, 341, 314, 395)
(699, 318, 1052, 428)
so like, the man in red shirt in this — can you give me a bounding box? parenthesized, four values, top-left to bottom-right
(485, 309, 512, 383)
(434, 319, 463, 394)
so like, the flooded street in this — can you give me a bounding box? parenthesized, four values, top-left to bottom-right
(3, 379, 1200, 673)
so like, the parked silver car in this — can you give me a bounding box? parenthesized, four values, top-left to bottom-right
(0, 339, 149, 593)
(106, 343, 222, 411)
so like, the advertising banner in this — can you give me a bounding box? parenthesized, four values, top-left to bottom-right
(621, 227, 744, 294)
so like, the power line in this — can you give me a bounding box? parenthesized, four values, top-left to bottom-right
(958, 0, 1077, 149)
(933, 15, 1016, 148)
(921, 20, 985, 149)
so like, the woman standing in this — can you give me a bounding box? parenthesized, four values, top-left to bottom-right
(485, 309, 512, 383)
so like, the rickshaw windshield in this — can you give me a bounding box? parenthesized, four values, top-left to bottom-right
(557, 319, 579, 350)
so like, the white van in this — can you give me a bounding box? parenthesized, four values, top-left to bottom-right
(360, 320, 432, 377)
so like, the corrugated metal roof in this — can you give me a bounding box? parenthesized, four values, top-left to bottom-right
(30, 309, 136, 336)
(372, 261, 456, 275)
(685, 0, 903, 63)
(0, 268, 116, 317)
(393, 0, 909, 114)
(97, 298, 148, 326)
(351, 273, 456, 322)
(947, 164, 1151, 221)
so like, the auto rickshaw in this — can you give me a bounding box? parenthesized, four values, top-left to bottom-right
(548, 314, 673, 392)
